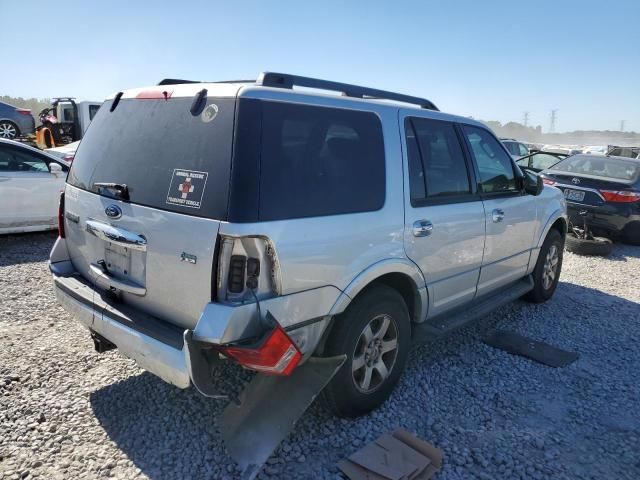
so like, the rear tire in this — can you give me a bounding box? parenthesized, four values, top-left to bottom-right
(525, 229, 564, 303)
(0, 121, 19, 139)
(565, 232, 612, 256)
(321, 285, 411, 418)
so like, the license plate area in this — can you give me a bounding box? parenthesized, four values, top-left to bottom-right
(563, 189, 585, 202)
(104, 242, 146, 285)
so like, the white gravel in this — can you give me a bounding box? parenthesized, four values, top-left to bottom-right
(1, 232, 639, 480)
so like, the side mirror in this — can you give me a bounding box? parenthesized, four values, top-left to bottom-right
(524, 170, 544, 196)
(49, 162, 63, 176)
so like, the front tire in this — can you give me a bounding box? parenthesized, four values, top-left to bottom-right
(525, 229, 564, 303)
(321, 285, 411, 418)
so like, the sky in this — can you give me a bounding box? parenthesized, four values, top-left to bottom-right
(1, 0, 638, 132)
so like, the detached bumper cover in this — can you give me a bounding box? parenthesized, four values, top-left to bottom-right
(51, 260, 341, 394)
(567, 201, 640, 234)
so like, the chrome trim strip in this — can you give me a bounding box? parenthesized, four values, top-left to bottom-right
(86, 219, 147, 252)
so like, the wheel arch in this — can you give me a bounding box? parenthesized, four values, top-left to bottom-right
(329, 259, 428, 324)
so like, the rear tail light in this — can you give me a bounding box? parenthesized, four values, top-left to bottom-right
(16, 108, 31, 116)
(600, 190, 640, 203)
(542, 178, 556, 186)
(58, 192, 65, 238)
(219, 325, 302, 376)
(63, 153, 75, 163)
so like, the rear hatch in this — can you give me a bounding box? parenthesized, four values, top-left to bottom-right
(63, 85, 239, 329)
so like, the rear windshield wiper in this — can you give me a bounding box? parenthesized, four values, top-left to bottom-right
(94, 182, 130, 201)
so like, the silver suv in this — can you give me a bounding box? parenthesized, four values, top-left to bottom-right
(50, 73, 567, 418)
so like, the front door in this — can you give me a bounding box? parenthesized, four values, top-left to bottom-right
(460, 125, 537, 296)
(0, 144, 64, 231)
(401, 114, 486, 318)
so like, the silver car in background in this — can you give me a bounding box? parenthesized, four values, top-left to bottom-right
(0, 101, 35, 139)
(50, 72, 567, 420)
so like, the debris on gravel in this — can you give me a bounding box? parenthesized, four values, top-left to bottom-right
(1, 232, 639, 479)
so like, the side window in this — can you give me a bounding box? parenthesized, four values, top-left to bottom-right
(463, 126, 517, 193)
(259, 102, 385, 220)
(503, 142, 517, 155)
(405, 118, 471, 203)
(0, 147, 49, 172)
(518, 143, 529, 156)
(89, 104, 101, 120)
(531, 153, 563, 171)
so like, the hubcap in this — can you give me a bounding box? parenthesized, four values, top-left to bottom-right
(0, 123, 17, 139)
(542, 244, 559, 290)
(352, 314, 399, 393)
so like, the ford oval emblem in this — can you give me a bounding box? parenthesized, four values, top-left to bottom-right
(105, 205, 122, 219)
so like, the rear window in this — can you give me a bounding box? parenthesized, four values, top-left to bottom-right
(68, 97, 236, 219)
(550, 155, 640, 181)
(255, 101, 385, 221)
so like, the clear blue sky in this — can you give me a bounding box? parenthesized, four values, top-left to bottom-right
(2, 0, 638, 132)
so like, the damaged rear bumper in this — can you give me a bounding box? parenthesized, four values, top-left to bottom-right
(50, 258, 342, 395)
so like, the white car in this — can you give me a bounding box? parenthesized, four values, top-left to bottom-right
(0, 138, 70, 234)
(46, 140, 80, 163)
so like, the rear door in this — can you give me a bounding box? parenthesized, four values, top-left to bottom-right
(460, 125, 537, 296)
(0, 144, 65, 231)
(64, 91, 238, 329)
(401, 114, 486, 317)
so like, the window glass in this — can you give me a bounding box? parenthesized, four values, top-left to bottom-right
(550, 155, 640, 181)
(463, 126, 517, 193)
(88, 104, 101, 120)
(68, 97, 235, 219)
(503, 141, 518, 155)
(518, 143, 529, 156)
(531, 153, 562, 171)
(406, 118, 470, 199)
(0, 146, 49, 172)
(405, 121, 426, 202)
(258, 102, 385, 220)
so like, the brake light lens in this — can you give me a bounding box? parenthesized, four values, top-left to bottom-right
(58, 192, 65, 238)
(16, 108, 31, 116)
(220, 326, 302, 376)
(542, 178, 556, 186)
(600, 190, 640, 203)
(63, 153, 75, 163)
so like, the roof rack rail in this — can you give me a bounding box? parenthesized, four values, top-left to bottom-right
(157, 79, 202, 86)
(256, 72, 438, 111)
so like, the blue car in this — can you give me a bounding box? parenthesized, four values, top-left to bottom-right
(0, 101, 36, 139)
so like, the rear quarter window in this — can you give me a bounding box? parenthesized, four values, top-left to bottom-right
(256, 101, 386, 221)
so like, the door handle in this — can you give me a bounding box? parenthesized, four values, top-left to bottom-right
(492, 209, 505, 223)
(412, 220, 433, 237)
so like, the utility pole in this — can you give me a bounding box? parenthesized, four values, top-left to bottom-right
(523, 111, 529, 127)
(620, 120, 625, 132)
(549, 110, 557, 133)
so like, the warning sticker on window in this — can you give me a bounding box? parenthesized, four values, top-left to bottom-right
(166, 169, 208, 209)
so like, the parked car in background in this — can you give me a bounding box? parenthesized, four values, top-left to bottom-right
(47, 140, 79, 164)
(0, 139, 70, 234)
(0, 101, 36, 139)
(582, 145, 607, 156)
(516, 151, 567, 173)
(607, 145, 639, 159)
(501, 138, 530, 158)
(542, 145, 583, 156)
(50, 72, 566, 420)
(540, 154, 640, 244)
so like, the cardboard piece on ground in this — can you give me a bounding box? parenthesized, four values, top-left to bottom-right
(338, 429, 443, 480)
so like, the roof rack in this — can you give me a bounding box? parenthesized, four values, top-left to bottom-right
(158, 79, 202, 86)
(256, 72, 438, 111)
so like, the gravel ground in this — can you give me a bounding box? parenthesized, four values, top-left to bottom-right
(1, 232, 639, 480)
